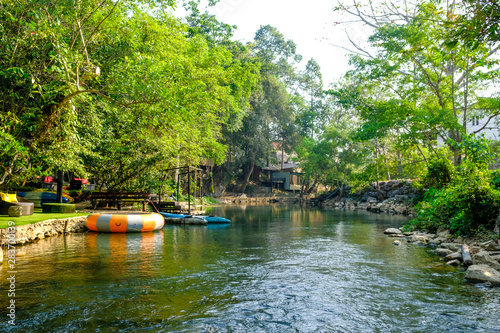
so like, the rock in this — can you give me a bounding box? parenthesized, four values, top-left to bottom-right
(393, 204, 407, 215)
(0, 247, 3, 261)
(445, 252, 462, 261)
(393, 240, 402, 246)
(384, 228, 402, 235)
(440, 243, 462, 251)
(447, 259, 461, 266)
(473, 251, 500, 271)
(356, 202, 371, 210)
(429, 237, 446, 245)
(470, 246, 481, 255)
(408, 235, 429, 244)
(481, 240, 500, 251)
(367, 197, 378, 203)
(465, 265, 500, 286)
(8, 206, 23, 217)
(435, 248, 454, 257)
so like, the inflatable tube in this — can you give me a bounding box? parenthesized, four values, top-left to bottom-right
(85, 213, 164, 233)
(17, 191, 72, 208)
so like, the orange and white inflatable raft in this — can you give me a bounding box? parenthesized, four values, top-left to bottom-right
(85, 213, 164, 233)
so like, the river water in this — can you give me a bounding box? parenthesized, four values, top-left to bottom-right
(1, 205, 499, 332)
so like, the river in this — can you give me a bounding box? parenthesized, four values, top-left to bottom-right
(1, 205, 499, 332)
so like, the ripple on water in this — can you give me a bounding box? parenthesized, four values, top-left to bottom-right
(1, 207, 500, 332)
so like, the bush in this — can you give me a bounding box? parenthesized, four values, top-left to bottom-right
(42, 203, 76, 213)
(423, 157, 454, 188)
(407, 161, 500, 236)
(406, 135, 500, 237)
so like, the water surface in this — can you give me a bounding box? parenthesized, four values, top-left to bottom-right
(1, 205, 499, 332)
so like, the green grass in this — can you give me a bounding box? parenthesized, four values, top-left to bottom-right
(0, 209, 88, 229)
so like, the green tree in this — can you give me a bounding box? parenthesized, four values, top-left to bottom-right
(0, 0, 256, 191)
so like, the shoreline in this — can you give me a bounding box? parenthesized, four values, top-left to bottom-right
(385, 228, 500, 286)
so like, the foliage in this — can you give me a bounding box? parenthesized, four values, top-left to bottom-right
(0, 0, 257, 192)
(407, 136, 500, 236)
(423, 157, 455, 188)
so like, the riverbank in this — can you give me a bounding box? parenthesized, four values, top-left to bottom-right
(0, 216, 87, 247)
(217, 194, 309, 205)
(318, 180, 421, 216)
(385, 228, 500, 286)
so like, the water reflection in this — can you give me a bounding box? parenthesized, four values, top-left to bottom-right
(1, 205, 499, 332)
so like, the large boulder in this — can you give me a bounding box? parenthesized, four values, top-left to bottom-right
(435, 248, 454, 257)
(465, 265, 500, 286)
(481, 240, 500, 251)
(384, 228, 402, 235)
(473, 251, 500, 271)
(440, 243, 462, 251)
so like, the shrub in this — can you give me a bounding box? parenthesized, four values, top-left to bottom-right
(423, 157, 454, 188)
(407, 161, 500, 236)
(406, 135, 500, 237)
(42, 203, 76, 213)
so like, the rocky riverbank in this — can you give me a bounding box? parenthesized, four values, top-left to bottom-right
(320, 180, 422, 216)
(0, 216, 87, 247)
(385, 228, 500, 286)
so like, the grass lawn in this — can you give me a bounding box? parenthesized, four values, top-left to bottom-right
(0, 209, 88, 229)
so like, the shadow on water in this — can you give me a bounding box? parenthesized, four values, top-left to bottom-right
(1, 205, 500, 332)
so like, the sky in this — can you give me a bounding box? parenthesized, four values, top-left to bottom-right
(174, 0, 365, 86)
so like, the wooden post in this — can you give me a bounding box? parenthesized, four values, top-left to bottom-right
(200, 172, 203, 213)
(187, 166, 191, 215)
(176, 172, 180, 202)
(56, 170, 63, 203)
(461, 244, 473, 267)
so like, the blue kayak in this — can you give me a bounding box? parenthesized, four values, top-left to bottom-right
(159, 212, 231, 223)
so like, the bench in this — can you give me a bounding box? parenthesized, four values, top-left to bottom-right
(90, 192, 151, 211)
(156, 201, 182, 213)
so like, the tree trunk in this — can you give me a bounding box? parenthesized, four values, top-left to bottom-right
(240, 160, 254, 194)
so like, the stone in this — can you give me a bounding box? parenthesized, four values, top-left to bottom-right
(8, 206, 23, 217)
(465, 265, 500, 286)
(490, 254, 500, 263)
(473, 251, 500, 271)
(409, 235, 429, 244)
(356, 202, 371, 210)
(440, 243, 462, 251)
(393, 240, 402, 246)
(445, 252, 463, 261)
(435, 248, 453, 257)
(384, 228, 402, 235)
(429, 237, 446, 245)
(0, 247, 3, 261)
(447, 259, 461, 267)
(480, 240, 500, 251)
(470, 246, 481, 255)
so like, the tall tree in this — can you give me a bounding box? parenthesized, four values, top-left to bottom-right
(332, 0, 500, 165)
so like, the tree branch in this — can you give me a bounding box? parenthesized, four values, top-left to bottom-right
(473, 112, 500, 134)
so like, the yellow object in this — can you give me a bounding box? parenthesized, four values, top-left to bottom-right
(0, 193, 11, 202)
(7, 194, 18, 202)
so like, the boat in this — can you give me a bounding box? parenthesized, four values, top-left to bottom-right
(158, 212, 231, 224)
(162, 215, 207, 225)
(85, 212, 164, 232)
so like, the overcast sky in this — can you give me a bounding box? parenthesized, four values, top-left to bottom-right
(173, 0, 365, 86)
